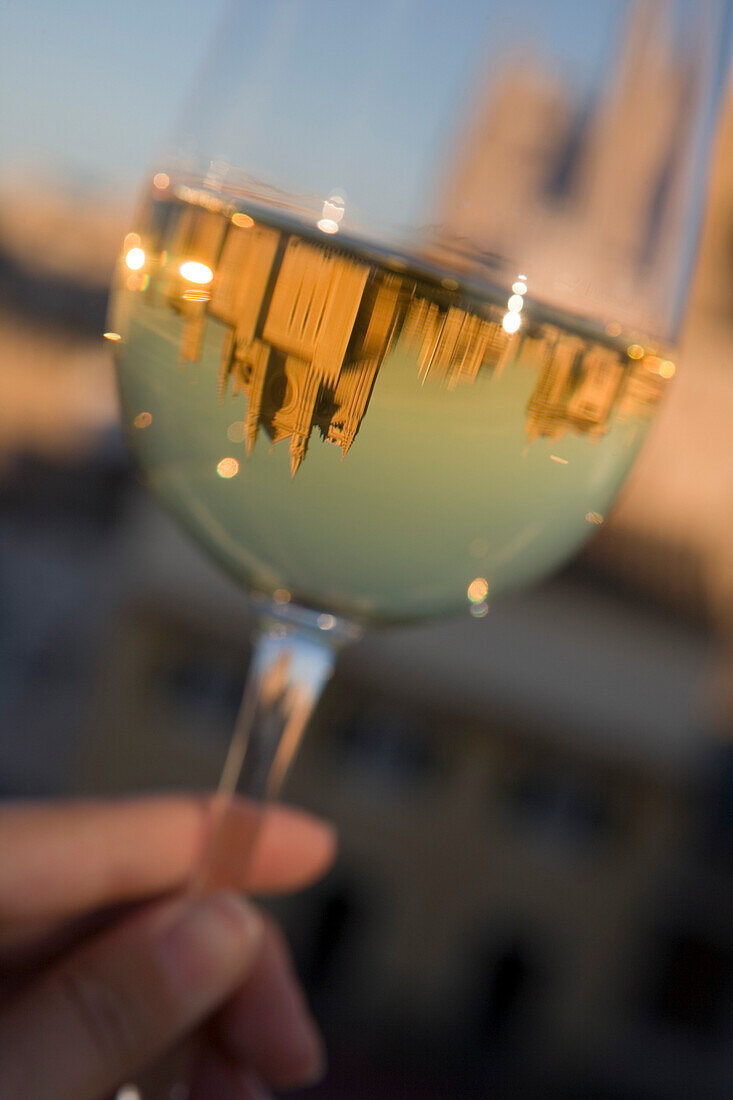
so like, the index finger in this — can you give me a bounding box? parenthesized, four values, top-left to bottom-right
(0, 795, 335, 924)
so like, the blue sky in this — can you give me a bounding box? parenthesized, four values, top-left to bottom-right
(3, 0, 727, 221)
(1, 0, 225, 191)
(2, 0, 624, 202)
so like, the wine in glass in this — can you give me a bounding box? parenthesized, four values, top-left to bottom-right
(107, 0, 731, 895)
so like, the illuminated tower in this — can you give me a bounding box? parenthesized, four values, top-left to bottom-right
(617, 358, 668, 420)
(525, 334, 626, 440)
(320, 278, 403, 455)
(203, 218, 393, 472)
(400, 299, 509, 388)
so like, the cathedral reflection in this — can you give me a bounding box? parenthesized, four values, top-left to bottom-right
(115, 0, 687, 474)
(125, 194, 671, 474)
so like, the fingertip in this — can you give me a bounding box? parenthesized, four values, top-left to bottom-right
(248, 805, 338, 894)
(205, 799, 337, 895)
(214, 919, 327, 1089)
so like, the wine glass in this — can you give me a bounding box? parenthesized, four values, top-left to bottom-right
(106, 0, 730, 1083)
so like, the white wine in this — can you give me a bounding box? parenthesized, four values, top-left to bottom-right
(108, 180, 673, 622)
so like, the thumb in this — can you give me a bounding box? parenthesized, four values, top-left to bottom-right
(0, 892, 263, 1100)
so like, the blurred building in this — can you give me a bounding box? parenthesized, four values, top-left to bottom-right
(437, 0, 702, 341)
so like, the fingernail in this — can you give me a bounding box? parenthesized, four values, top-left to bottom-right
(155, 892, 264, 998)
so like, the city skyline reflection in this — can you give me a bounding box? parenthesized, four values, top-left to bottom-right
(116, 190, 671, 475)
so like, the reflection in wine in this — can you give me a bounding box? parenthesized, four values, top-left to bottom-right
(109, 185, 672, 622)
(120, 188, 672, 477)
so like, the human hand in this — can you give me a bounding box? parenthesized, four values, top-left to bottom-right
(0, 794, 336, 1099)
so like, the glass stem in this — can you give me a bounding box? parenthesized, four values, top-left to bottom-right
(193, 607, 357, 892)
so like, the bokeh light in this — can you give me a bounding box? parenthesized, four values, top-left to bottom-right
(125, 247, 145, 271)
(227, 421, 246, 442)
(467, 577, 489, 604)
(217, 457, 239, 478)
(179, 261, 214, 285)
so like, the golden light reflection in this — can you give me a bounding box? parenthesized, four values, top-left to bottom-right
(503, 274, 526, 333)
(626, 344, 644, 360)
(467, 577, 489, 603)
(133, 412, 153, 429)
(605, 322, 622, 338)
(179, 260, 214, 284)
(273, 588, 291, 605)
(659, 360, 676, 379)
(217, 457, 239, 478)
(232, 212, 255, 229)
(317, 194, 345, 235)
(103, 331, 121, 341)
(585, 511, 604, 525)
(153, 172, 170, 190)
(125, 247, 146, 271)
(550, 455, 568, 464)
(123, 232, 141, 251)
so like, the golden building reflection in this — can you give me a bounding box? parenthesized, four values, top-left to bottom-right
(125, 193, 671, 473)
(525, 337, 626, 441)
